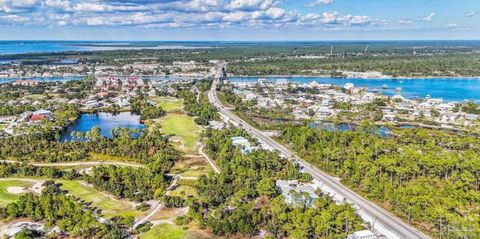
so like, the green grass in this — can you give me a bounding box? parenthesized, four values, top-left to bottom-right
(0, 180, 35, 207)
(149, 96, 184, 113)
(0, 124, 6, 130)
(171, 158, 212, 178)
(159, 114, 200, 153)
(58, 180, 141, 218)
(141, 224, 204, 239)
(170, 185, 198, 199)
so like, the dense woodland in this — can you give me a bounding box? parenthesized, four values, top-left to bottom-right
(229, 54, 480, 77)
(0, 181, 133, 238)
(178, 80, 218, 125)
(0, 127, 178, 164)
(131, 97, 166, 120)
(87, 165, 170, 202)
(0, 162, 79, 179)
(179, 128, 363, 238)
(281, 122, 480, 238)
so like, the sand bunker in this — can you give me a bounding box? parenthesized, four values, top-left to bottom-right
(30, 181, 45, 194)
(6, 187, 26, 194)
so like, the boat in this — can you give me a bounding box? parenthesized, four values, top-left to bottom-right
(395, 87, 402, 92)
(382, 84, 389, 89)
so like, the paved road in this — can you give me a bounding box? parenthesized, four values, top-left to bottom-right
(198, 143, 221, 174)
(208, 79, 430, 239)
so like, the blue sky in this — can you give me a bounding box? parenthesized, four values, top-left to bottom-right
(0, 0, 479, 40)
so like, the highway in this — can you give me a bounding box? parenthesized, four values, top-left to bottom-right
(208, 79, 430, 239)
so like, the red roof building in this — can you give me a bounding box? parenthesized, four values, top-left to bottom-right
(12, 80, 39, 87)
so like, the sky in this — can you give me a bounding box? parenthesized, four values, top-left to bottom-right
(0, 0, 479, 41)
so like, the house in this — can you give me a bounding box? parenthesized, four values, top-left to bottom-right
(30, 110, 54, 122)
(383, 113, 396, 122)
(392, 94, 406, 102)
(18, 111, 33, 122)
(343, 83, 355, 92)
(231, 136, 250, 147)
(209, 121, 226, 130)
(347, 230, 377, 239)
(231, 136, 257, 154)
(465, 113, 480, 121)
(12, 79, 38, 87)
(276, 180, 319, 207)
(275, 79, 289, 87)
(317, 107, 333, 117)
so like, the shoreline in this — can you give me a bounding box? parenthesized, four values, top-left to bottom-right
(228, 74, 480, 80)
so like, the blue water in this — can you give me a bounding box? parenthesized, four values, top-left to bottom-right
(229, 76, 480, 103)
(0, 75, 192, 84)
(311, 122, 393, 138)
(0, 76, 84, 84)
(60, 112, 145, 141)
(0, 41, 213, 55)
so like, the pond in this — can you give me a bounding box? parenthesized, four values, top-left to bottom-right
(311, 122, 394, 138)
(60, 112, 145, 142)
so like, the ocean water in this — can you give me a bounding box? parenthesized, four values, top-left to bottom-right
(0, 41, 213, 55)
(229, 76, 480, 103)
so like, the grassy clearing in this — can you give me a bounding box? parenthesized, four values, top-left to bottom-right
(170, 185, 198, 198)
(58, 180, 141, 218)
(141, 223, 207, 239)
(158, 114, 200, 153)
(141, 224, 187, 239)
(149, 96, 184, 113)
(171, 157, 212, 177)
(24, 94, 45, 100)
(0, 180, 35, 207)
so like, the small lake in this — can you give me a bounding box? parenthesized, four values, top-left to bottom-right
(60, 112, 145, 141)
(311, 122, 394, 138)
(229, 76, 480, 103)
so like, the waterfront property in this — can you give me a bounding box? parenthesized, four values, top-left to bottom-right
(229, 76, 480, 103)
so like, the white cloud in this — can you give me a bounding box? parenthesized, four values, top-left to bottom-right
(417, 13, 435, 22)
(399, 19, 412, 25)
(446, 23, 457, 29)
(0, 0, 40, 13)
(307, 0, 333, 7)
(467, 11, 478, 17)
(0, 0, 381, 30)
(299, 11, 381, 27)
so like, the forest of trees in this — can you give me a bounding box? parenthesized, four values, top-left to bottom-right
(87, 165, 170, 202)
(178, 81, 218, 126)
(0, 162, 79, 179)
(229, 54, 480, 77)
(281, 122, 480, 238)
(180, 128, 363, 238)
(0, 127, 179, 164)
(0, 181, 133, 238)
(130, 97, 166, 120)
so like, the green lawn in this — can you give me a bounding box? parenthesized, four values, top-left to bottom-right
(169, 185, 198, 199)
(140, 223, 209, 239)
(59, 180, 141, 218)
(149, 96, 184, 113)
(159, 114, 200, 153)
(0, 180, 35, 207)
(171, 158, 212, 178)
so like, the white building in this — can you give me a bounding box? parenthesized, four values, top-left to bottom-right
(347, 230, 377, 239)
(276, 180, 319, 207)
